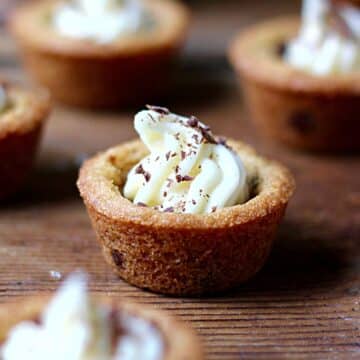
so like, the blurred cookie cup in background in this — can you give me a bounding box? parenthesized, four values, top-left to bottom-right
(9, 0, 190, 109)
(0, 80, 50, 200)
(0, 272, 204, 360)
(229, 0, 360, 152)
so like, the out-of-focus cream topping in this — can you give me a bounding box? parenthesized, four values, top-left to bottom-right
(0, 86, 8, 113)
(285, 0, 360, 75)
(1, 272, 164, 360)
(123, 106, 249, 214)
(53, 0, 152, 43)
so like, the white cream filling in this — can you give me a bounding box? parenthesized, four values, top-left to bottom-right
(123, 107, 249, 214)
(115, 314, 163, 360)
(1, 272, 164, 360)
(285, 0, 360, 75)
(0, 86, 8, 113)
(53, 0, 151, 43)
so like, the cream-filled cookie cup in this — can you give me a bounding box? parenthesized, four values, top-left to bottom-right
(229, 0, 360, 152)
(0, 82, 50, 200)
(10, 0, 190, 108)
(78, 138, 294, 296)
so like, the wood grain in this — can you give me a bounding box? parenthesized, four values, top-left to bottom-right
(0, 1, 359, 359)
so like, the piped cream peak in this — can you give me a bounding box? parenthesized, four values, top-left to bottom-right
(124, 106, 249, 214)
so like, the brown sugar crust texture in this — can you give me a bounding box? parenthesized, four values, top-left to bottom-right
(10, 0, 190, 108)
(229, 17, 360, 152)
(0, 296, 203, 360)
(77, 139, 295, 296)
(0, 85, 50, 200)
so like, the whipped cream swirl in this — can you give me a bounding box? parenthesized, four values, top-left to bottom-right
(1, 272, 164, 360)
(53, 0, 151, 43)
(123, 106, 249, 214)
(285, 0, 360, 75)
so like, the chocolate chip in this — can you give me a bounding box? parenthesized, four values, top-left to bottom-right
(289, 111, 315, 134)
(276, 42, 287, 57)
(108, 155, 117, 165)
(111, 250, 124, 268)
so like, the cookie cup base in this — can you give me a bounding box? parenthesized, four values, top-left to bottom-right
(229, 18, 360, 152)
(78, 140, 294, 296)
(0, 296, 204, 360)
(0, 86, 50, 200)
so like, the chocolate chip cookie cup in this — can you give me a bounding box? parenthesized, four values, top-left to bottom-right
(77, 139, 295, 296)
(0, 83, 50, 200)
(229, 17, 360, 152)
(10, 0, 190, 108)
(0, 276, 204, 360)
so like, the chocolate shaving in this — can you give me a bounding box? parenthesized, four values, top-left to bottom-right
(187, 116, 199, 127)
(176, 174, 194, 183)
(199, 125, 217, 144)
(218, 137, 227, 146)
(135, 164, 151, 182)
(217, 136, 232, 150)
(109, 307, 125, 350)
(135, 164, 144, 174)
(211, 206, 217, 213)
(192, 134, 199, 143)
(328, 2, 356, 40)
(163, 207, 174, 213)
(137, 202, 148, 207)
(148, 113, 156, 123)
(165, 151, 171, 161)
(146, 105, 170, 115)
(180, 151, 186, 160)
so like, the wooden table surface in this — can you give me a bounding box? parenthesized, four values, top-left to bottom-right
(0, 1, 359, 359)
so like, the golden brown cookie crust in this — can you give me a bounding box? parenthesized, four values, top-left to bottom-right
(229, 17, 360, 151)
(0, 296, 204, 360)
(0, 84, 50, 200)
(9, 0, 190, 108)
(0, 84, 50, 138)
(77, 139, 295, 296)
